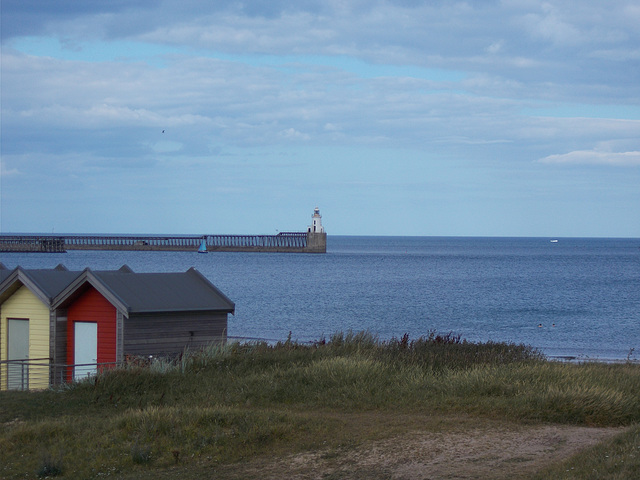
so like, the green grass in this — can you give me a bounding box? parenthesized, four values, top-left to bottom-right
(1, 331, 639, 479)
(532, 424, 640, 480)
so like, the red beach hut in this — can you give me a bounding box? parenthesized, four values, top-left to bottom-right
(53, 266, 235, 381)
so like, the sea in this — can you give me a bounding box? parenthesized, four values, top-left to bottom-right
(2, 236, 639, 362)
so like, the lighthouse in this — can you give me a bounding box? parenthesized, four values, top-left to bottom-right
(308, 207, 324, 234)
(306, 207, 327, 253)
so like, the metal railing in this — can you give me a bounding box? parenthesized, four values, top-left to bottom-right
(0, 233, 310, 252)
(0, 359, 120, 391)
(63, 235, 204, 248)
(0, 358, 51, 390)
(0, 236, 66, 252)
(205, 232, 308, 249)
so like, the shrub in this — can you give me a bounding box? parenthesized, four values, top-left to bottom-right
(131, 442, 153, 465)
(36, 450, 64, 478)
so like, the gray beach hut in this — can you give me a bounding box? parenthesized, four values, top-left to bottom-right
(53, 266, 235, 367)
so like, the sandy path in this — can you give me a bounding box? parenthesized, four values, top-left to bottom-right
(227, 422, 621, 480)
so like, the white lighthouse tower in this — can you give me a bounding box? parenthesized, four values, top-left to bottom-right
(308, 207, 324, 233)
(306, 207, 326, 252)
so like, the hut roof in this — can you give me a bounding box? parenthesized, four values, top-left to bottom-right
(0, 266, 82, 305)
(54, 267, 235, 315)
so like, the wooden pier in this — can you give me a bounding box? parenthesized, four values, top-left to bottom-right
(0, 232, 326, 254)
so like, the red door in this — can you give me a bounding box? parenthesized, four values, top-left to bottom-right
(67, 287, 117, 380)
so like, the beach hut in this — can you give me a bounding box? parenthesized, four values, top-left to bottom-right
(52, 266, 235, 381)
(0, 266, 82, 390)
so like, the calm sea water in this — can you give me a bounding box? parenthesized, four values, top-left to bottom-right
(2, 236, 639, 361)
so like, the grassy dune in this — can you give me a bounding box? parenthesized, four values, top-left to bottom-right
(1, 332, 639, 479)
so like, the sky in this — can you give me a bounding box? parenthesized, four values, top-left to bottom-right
(1, 1, 639, 237)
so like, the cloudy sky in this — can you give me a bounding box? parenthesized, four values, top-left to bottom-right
(1, 1, 639, 237)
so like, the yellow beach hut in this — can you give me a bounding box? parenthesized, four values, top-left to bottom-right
(0, 266, 81, 390)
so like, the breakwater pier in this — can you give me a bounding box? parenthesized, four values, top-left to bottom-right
(0, 232, 326, 253)
(0, 232, 327, 253)
(0, 208, 328, 254)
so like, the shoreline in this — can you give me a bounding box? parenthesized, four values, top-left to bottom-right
(547, 354, 639, 364)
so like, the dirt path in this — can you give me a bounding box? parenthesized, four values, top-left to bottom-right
(222, 422, 621, 480)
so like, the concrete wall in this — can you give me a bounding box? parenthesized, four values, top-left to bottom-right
(306, 232, 327, 253)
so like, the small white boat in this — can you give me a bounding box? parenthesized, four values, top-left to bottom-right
(550, 239, 559, 243)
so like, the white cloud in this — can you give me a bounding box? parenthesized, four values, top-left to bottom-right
(150, 141, 183, 153)
(4, 2, 640, 97)
(519, 4, 583, 46)
(539, 150, 640, 166)
(278, 128, 310, 140)
(486, 40, 505, 55)
(590, 48, 640, 61)
(0, 163, 21, 176)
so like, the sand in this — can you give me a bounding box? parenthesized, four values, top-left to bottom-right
(224, 421, 621, 479)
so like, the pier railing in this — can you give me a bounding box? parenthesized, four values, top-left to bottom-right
(205, 232, 307, 249)
(0, 236, 66, 252)
(0, 232, 313, 253)
(64, 235, 204, 249)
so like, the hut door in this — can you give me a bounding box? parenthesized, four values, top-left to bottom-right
(74, 322, 97, 381)
(7, 319, 29, 390)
